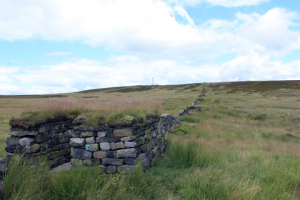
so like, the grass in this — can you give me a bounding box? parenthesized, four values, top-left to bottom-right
(3, 81, 300, 199)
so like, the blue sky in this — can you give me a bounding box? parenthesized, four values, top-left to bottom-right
(0, 0, 300, 94)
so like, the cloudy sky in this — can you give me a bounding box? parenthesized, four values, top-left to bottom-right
(0, 0, 300, 95)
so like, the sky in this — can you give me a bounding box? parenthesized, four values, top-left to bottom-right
(0, 0, 300, 95)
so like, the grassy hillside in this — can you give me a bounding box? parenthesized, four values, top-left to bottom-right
(3, 80, 300, 199)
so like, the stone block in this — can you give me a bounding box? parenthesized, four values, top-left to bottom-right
(145, 128, 152, 135)
(60, 148, 70, 156)
(96, 137, 120, 143)
(152, 130, 158, 137)
(106, 151, 115, 158)
(51, 134, 60, 140)
(47, 139, 60, 148)
(97, 131, 106, 137)
(100, 142, 110, 150)
(106, 165, 116, 174)
(86, 137, 95, 144)
(30, 144, 40, 153)
(125, 141, 136, 148)
(141, 144, 149, 153)
(85, 143, 99, 151)
(116, 148, 137, 158)
(60, 137, 69, 144)
(102, 158, 123, 166)
(6, 136, 19, 146)
(93, 151, 106, 159)
(117, 165, 136, 174)
(8, 130, 22, 136)
(64, 130, 74, 136)
(71, 131, 81, 138)
(110, 142, 124, 150)
(52, 143, 70, 151)
(123, 158, 138, 165)
(99, 165, 106, 173)
(5, 145, 25, 153)
(70, 138, 85, 147)
(39, 126, 50, 133)
(71, 148, 92, 159)
(83, 159, 100, 167)
(49, 156, 66, 169)
(135, 137, 144, 146)
(35, 133, 49, 143)
(113, 128, 133, 137)
(121, 136, 136, 142)
(24, 131, 38, 136)
(71, 158, 83, 167)
(40, 142, 48, 151)
(48, 151, 59, 160)
(81, 132, 94, 137)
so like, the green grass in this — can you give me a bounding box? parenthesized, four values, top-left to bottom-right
(180, 115, 201, 123)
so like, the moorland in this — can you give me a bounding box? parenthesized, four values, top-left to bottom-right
(2, 80, 300, 199)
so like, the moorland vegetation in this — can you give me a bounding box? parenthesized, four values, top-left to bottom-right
(2, 81, 300, 199)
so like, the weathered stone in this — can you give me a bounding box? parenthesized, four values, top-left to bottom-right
(141, 144, 149, 153)
(51, 134, 60, 140)
(116, 148, 137, 158)
(85, 143, 99, 151)
(86, 137, 95, 144)
(48, 151, 59, 160)
(121, 136, 136, 142)
(39, 126, 49, 133)
(71, 131, 81, 138)
(113, 128, 133, 137)
(71, 158, 83, 167)
(30, 144, 40, 153)
(35, 133, 49, 143)
(123, 158, 138, 165)
(40, 142, 48, 151)
(6, 136, 19, 146)
(107, 151, 115, 158)
(139, 153, 150, 170)
(71, 148, 92, 159)
(135, 137, 144, 146)
(97, 131, 106, 137)
(81, 132, 94, 137)
(70, 138, 85, 147)
(51, 162, 72, 172)
(106, 165, 116, 174)
(8, 130, 23, 136)
(99, 165, 106, 173)
(83, 159, 100, 166)
(96, 137, 120, 143)
(110, 142, 124, 150)
(60, 148, 70, 156)
(125, 141, 136, 148)
(152, 146, 158, 154)
(49, 156, 65, 169)
(100, 142, 110, 150)
(47, 139, 60, 148)
(93, 151, 106, 159)
(5, 145, 25, 153)
(24, 131, 38, 136)
(64, 130, 74, 136)
(60, 137, 69, 143)
(145, 128, 152, 135)
(152, 130, 158, 137)
(102, 158, 123, 166)
(117, 165, 136, 174)
(52, 143, 70, 151)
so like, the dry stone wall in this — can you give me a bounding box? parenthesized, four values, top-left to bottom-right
(4, 114, 179, 174)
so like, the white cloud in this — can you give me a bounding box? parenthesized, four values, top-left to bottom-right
(163, 0, 270, 7)
(0, 1, 299, 60)
(1, 54, 300, 94)
(44, 52, 73, 56)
